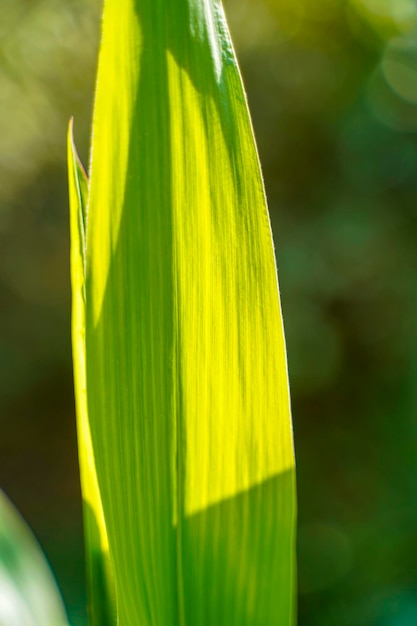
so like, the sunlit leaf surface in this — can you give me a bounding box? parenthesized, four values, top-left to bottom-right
(68, 122, 117, 626)
(69, 0, 296, 624)
(0, 491, 68, 626)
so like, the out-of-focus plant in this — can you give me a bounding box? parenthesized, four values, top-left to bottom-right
(0, 491, 69, 626)
(68, 0, 295, 624)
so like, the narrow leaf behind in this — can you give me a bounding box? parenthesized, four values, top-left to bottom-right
(68, 122, 117, 626)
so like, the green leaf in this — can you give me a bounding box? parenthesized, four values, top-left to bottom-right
(68, 121, 117, 626)
(0, 491, 69, 626)
(69, 0, 296, 624)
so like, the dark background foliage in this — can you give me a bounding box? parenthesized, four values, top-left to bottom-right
(1, 0, 417, 624)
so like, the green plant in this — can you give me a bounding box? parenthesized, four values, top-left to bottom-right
(0, 491, 69, 626)
(1, 0, 296, 624)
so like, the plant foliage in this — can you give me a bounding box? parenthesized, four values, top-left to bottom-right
(0, 491, 69, 626)
(68, 0, 296, 624)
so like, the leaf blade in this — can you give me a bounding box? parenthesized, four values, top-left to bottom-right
(74, 1, 296, 624)
(67, 121, 117, 626)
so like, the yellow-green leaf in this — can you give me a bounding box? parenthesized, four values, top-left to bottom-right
(69, 0, 296, 624)
(68, 121, 117, 626)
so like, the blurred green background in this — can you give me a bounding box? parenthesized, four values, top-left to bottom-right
(1, 0, 417, 624)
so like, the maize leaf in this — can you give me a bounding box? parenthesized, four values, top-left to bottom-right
(68, 0, 296, 624)
(68, 121, 116, 626)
